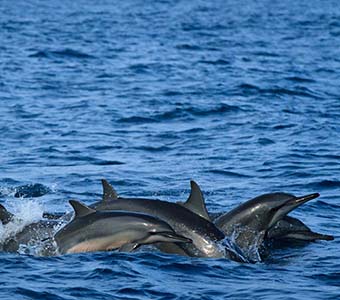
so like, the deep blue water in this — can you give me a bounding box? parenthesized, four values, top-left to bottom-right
(1, 0, 340, 299)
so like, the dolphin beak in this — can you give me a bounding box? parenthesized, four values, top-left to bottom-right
(286, 193, 320, 207)
(269, 193, 320, 228)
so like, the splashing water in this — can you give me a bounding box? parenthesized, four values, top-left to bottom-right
(219, 237, 249, 263)
(222, 227, 264, 263)
(17, 238, 59, 256)
(0, 186, 16, 198)
(0, 200, 45, 244)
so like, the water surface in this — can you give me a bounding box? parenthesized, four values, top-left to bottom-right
(0, 0, 339, 299)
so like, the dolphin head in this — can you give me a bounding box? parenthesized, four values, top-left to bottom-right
(216, 192, 320, 234)
(265, 193, 319, 228)
(214, 192, 320, 261)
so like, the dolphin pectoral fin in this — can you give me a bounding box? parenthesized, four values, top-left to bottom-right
(101, 179, 118, 201)
(160, 232, 192, 244)
(140, 232, 192, 246)
(118, 232, 192, 253)
(0, 204, 14, 225)
(118, 243, 140, 252)
(69, 200, 96, 218)
(154, 232, 192, 243)
(177, 180, 211, 222)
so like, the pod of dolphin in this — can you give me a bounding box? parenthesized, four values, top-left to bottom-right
(0, 179, 334, 263)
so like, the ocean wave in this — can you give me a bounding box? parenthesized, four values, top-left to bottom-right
(307, 180, 340, 189)
(29, 49, 96, 59)
(208, 170, 252, 178)
(0, 184, 51, 198)
(117, 103, 242, 124)
(235, 83, 322, 98)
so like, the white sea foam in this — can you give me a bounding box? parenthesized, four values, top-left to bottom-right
(0, 200, 44, 244)
(220, 228, 263, 263)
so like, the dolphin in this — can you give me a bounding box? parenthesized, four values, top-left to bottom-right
(210, 208, 333, 243)
(0, 203, 59, 255)
(60, 180, 226, 258)
(54, 200, 192, 255)
(267, 215, 334, 242)
(214, 192, 321, 260)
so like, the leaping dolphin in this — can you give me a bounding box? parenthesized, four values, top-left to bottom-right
(54, 200, 192, 254)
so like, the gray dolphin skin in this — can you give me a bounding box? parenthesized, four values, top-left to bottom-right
(210, 198, 333, 243)
(176, 181, 211, 221)
(0, 203, 14, 225)
(267, 215, 334, 241)
(54, 200, 192, 255)
(214, 192, 321, 257)
(83, 180, 226, 258)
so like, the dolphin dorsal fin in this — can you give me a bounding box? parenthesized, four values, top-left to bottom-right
(0, 204, 14, 225)
(69, 200, 96, 218)
(181, 180, 211, 221)
(101, 179, 118, 201)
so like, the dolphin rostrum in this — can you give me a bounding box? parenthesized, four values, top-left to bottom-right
(54, 200, 192, 254)
(77, 180, 226, 258)
(214, 192, 322, 260)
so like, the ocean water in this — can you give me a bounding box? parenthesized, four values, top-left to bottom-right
(0, 0, 340, 299)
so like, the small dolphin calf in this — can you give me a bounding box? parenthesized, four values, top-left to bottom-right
(214, 192, 321, 260)
(54, 200, 191, 254)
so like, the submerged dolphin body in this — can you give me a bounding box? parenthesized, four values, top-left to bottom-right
(54, 200, 192, 254)
(0, 204, 58, 254)
(214, 192, 322, 260)
(73, 180, 226, 258)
